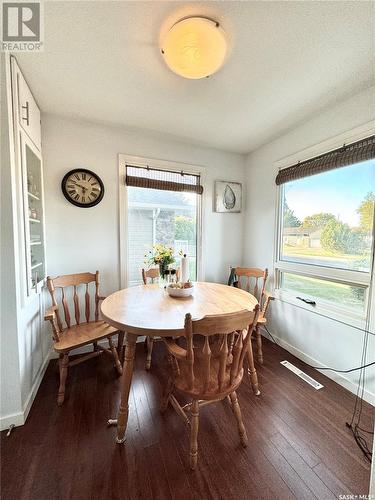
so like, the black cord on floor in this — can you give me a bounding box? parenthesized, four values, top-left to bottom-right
(346, 319, 373, 463)
(346, 422, 372, 462)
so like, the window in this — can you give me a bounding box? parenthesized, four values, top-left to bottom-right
(125, 163, 202, 287)
(275, 136, 375, 320)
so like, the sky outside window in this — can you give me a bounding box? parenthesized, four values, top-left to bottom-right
(285, 159, 374, 227)
(281, 159, 375, 272)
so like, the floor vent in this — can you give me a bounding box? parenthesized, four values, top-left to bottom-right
(280, 360, 324, 390)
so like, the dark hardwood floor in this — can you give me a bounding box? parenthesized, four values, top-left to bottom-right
(1, 337, 373, 500)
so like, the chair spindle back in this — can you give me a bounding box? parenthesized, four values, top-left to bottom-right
(234, 267, 268, 305)
(142, 268, 160, 285)
(169, 307, 259, 396)
(46, 271, 101, 332)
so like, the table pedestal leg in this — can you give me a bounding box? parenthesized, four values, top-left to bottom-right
(108, 332, 138, 444)
(117, 331, 125, 364)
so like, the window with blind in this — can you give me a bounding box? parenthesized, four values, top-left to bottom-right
(126, 164, 202, 286)
(275, 135, 375, 319)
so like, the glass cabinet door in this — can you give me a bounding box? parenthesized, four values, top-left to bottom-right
(22, 136, 46, 295)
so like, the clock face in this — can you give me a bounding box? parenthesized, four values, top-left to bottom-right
(61, 169, 104, 208)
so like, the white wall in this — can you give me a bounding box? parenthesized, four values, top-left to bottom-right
(42, 114, 246, 297)
(244, 86, 375, 403)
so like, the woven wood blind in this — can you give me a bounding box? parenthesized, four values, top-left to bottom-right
(125, 165, 203, 194)
(275, 135, 375, 185)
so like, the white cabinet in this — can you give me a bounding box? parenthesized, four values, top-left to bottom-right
(3, 54, 50, 430)
(16, 62, 41, 151)
(11, 56, 46, 297)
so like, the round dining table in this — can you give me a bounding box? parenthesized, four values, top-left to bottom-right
(101, 282, 259, 443)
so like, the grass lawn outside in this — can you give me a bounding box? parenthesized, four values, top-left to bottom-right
(283, 245, 360, 260)
(282, 273, 365, 312)
(282, 245, 370, 271)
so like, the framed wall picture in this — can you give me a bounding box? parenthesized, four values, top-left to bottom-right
(214, 181, 242, 213)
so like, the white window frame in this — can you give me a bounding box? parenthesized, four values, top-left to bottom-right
(118, 154, 205, 288)
(273, 122, 375, 329)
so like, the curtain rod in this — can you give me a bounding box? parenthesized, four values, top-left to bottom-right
(126, 164, 200, 177)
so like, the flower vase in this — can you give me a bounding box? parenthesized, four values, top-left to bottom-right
(159, 262, 168, 288)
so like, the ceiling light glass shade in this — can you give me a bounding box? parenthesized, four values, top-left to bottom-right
(161, 17, 227, 79)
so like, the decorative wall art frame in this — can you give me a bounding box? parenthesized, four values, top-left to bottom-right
(214, 181, 242, 213)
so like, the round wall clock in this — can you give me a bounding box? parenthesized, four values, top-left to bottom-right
(61, 169, 104, 208)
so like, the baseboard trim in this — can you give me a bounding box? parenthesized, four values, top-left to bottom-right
(0, 348, 53, 431)
(22, 349, 53, 423)
(0, 411, 25, 431)
(262, 329, 375, 407)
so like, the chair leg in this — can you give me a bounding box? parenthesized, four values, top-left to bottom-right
(160, 377, 174, 413)
(145, 337, 154, 370)
(109, 336, 123, 375)
(246, 341, 260, 396)
(190, 399, 199, 470)
(255, 324, 263, 364)
(57, 353, 69, 406)
(229, 391, 248, 447)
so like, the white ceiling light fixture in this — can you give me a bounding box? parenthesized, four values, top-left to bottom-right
(160, 17, 227, 79)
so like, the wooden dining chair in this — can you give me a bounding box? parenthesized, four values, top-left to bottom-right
(160, 306, 260, 470)
(141, 267, 160, 285)
(142, 267, 179, 285)
(142, 268, 160, 370)
(234, 267, 274, 364)
(44, 271, 123, 405)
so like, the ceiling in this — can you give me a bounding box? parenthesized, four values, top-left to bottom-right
(17, 1, 375, 154)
